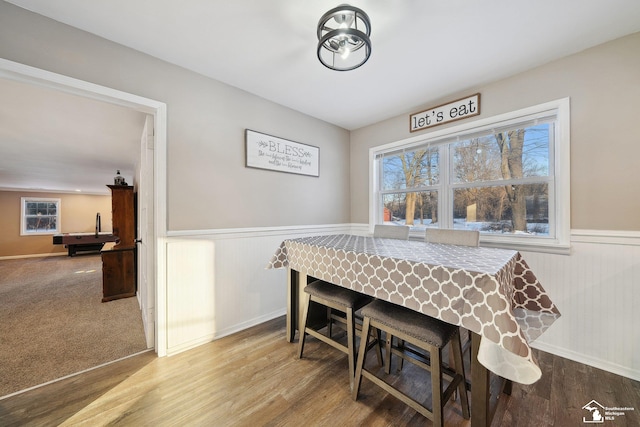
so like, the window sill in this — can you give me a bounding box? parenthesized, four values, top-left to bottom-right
(479, 239, 571, 255)
(408, 232, 571, 255)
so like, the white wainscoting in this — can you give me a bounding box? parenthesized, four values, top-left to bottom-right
(164, 225, 640, 381)
(524, 230, 640, 381)
(164, 224, 355, 356)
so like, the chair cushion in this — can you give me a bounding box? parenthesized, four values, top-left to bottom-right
(305, 280, 372, 309)
(361, 299, 457, 348)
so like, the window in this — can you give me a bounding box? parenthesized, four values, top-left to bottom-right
(371, 99, 570, 252)
(20, 197, 61, 235)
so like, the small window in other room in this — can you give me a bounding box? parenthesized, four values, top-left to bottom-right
(20, 197, 61, 235)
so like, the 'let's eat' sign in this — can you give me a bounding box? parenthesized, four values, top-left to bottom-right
(409, 93, 480, 132)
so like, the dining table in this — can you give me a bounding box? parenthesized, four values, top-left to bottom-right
(268, 233, 561, 426)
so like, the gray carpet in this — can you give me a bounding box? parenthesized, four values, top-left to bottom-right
(0, 254, 148, 398)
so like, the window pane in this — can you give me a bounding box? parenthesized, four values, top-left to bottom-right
(452, 124, 550, 184)
(37, 202, 48, 215)
(453, 183, 549, 235)
(25, 216, 57, 232)
(382, 148, 439, 190)
(383, 191, 438, 229)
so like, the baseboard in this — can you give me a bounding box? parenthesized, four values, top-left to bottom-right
(166, 335, 216, 357)
(531, 341, 640, 382)
(165, 308, 286, 357)
(212, 309, 286, 341)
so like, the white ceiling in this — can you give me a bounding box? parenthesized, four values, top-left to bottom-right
(3, 0, 640, 193)
(0, 78, 145, 194)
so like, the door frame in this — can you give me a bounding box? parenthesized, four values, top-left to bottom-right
(0, 58, 169, 356)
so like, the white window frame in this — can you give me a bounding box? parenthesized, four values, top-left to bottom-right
(369, 98, 570, 254)
(20, 197, 61, 236)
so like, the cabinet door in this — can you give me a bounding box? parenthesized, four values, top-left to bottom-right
(108, 185, 135, 246)
(101, 248, 136, 302)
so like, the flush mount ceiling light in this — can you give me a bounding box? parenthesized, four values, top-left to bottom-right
(317, 5, 371, 71)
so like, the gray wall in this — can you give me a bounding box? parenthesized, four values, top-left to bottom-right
(3, 1, 638, 233)
(0, 1, 350, 231)
(350, 32, 640, 232)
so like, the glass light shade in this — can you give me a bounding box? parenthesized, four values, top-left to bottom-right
(317, 5, 371, 71)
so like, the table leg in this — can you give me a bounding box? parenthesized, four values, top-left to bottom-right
(470, 331, 490, 427)
(286, 268, 308, 342)
(286, 268, 298, 342)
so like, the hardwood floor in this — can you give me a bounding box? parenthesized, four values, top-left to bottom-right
(1, 316, 638, 426)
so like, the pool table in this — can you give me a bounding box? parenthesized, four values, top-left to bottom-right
(52, 232, 120, 256)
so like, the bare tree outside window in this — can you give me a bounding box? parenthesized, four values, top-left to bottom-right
(496, 130, 526, 231)
(379, 122, 551, 235)
(451, 124, 550, 234)
(381, 147, 438, 226)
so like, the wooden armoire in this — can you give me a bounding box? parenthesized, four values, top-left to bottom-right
(101, 185, 136, 302)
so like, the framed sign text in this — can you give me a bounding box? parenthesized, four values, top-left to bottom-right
(410, 93, 481, 132)
(245, 129, 319, 177)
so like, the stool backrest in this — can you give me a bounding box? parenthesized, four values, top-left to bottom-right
(373, 224, 410, 240)
(424, 228, 479, 247)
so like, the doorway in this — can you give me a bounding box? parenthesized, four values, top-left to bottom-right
(0, 58, 168, 360)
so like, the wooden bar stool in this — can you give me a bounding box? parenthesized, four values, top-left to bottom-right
(297, 280, 377, 390)
(352, 299, 470, 426)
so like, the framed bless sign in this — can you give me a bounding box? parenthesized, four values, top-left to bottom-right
(245, 129, 319, 177)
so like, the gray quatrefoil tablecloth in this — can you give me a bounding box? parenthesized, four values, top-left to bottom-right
(268, 234, 561, 384)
